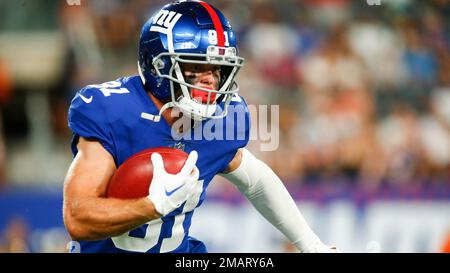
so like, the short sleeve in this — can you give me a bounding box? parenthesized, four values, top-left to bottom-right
(218, 94, 251, 173)
(67, 87, 116, 158)
(230, 93, 251, 147)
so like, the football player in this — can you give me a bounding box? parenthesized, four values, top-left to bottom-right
(63, 0, 337, 253)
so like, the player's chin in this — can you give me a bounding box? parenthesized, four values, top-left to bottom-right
(191, 89, 217, 104)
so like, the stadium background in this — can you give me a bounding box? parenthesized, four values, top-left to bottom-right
(0, 0, 449, 252)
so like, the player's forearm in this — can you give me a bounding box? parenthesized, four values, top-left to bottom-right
(221, 149, 324, 252)
(240, 172, 322, 252)
(64, 196, 161, 241)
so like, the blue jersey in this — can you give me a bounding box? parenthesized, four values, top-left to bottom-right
(67, 76, 250, 253)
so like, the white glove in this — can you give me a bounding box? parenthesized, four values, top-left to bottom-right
(301, 241, 340, 253)
(147, 150, 199, 216)
(315, 244, 339, 253)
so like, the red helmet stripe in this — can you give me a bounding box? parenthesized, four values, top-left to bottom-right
(198, 1, 225, 47)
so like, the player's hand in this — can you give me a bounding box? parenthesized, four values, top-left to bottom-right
(147, 151, 199, 216)
(312, 243, 340, 253)
(299, 241, 340, 253)
(320, 245, 339, 253)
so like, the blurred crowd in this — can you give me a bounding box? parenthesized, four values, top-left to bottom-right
(235, 0, 450, 187)
(0, 0, 450, 253)
(0, 0, 449, 188)
(0, 216, 68, 253)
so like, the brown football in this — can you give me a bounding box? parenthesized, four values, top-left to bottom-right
(106, 147, 189, 199)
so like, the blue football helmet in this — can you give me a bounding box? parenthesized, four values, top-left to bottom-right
(138, 0, 245, 121)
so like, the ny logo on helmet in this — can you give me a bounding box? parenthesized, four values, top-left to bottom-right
(151, 10, 182, 34)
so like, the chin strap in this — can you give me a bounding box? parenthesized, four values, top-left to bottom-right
(141, 99, 220, 123)
(140, 101, 175, 122)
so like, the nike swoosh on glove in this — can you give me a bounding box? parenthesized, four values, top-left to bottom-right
(147, 150, 200, 216)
